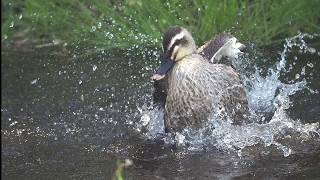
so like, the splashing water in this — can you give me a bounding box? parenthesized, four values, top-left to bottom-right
(137, 33, 320, 157)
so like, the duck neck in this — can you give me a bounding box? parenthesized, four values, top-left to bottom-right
(175, 49, 196, 62)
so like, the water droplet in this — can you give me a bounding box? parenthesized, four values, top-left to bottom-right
(301, 67, 305, 75)
(307, 62, 314, 68)
(9, 121, 18, 127)
(30, 79, 38, 85)
(307, 47, 316, 54)
(97, 22, 102, 29)
(124, 159, 133, 167)
(93, 65, 97, 71)
(10, 21, 14, 28)
(90, 26, 96, 32)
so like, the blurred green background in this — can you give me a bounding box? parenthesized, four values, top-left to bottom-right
(2, 0, 320, 51)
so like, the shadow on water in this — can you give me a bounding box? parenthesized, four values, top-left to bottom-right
(2, 34, 320, 179)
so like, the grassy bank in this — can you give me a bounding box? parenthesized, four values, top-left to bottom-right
(2, 0, 320, 51)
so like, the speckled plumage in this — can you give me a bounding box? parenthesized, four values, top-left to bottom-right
(164, 54, 248, 132)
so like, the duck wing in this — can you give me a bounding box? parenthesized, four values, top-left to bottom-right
(197, 33, 245, 64)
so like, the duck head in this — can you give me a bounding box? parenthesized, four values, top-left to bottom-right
(152, 26, 196, 81)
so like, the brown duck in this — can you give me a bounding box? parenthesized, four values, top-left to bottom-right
(152, 26, 248, 132)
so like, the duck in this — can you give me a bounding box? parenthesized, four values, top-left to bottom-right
(152, 28, 246, 108)
(152, 26, 249, 133)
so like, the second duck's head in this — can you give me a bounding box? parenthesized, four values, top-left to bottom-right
(152, 26, 196, 80)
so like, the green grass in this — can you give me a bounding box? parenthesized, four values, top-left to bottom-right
(2, 0, 320, 52)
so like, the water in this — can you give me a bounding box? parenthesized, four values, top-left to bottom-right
(2, 34, 320, 179)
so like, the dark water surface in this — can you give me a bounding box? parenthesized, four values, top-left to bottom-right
(2, 35, 320, 179)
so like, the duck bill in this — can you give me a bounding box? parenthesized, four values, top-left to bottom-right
(151, 58, 174, 81)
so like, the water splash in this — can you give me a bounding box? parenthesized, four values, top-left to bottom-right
(245, 33, 318, 120)
(138, 33, 320, 157)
